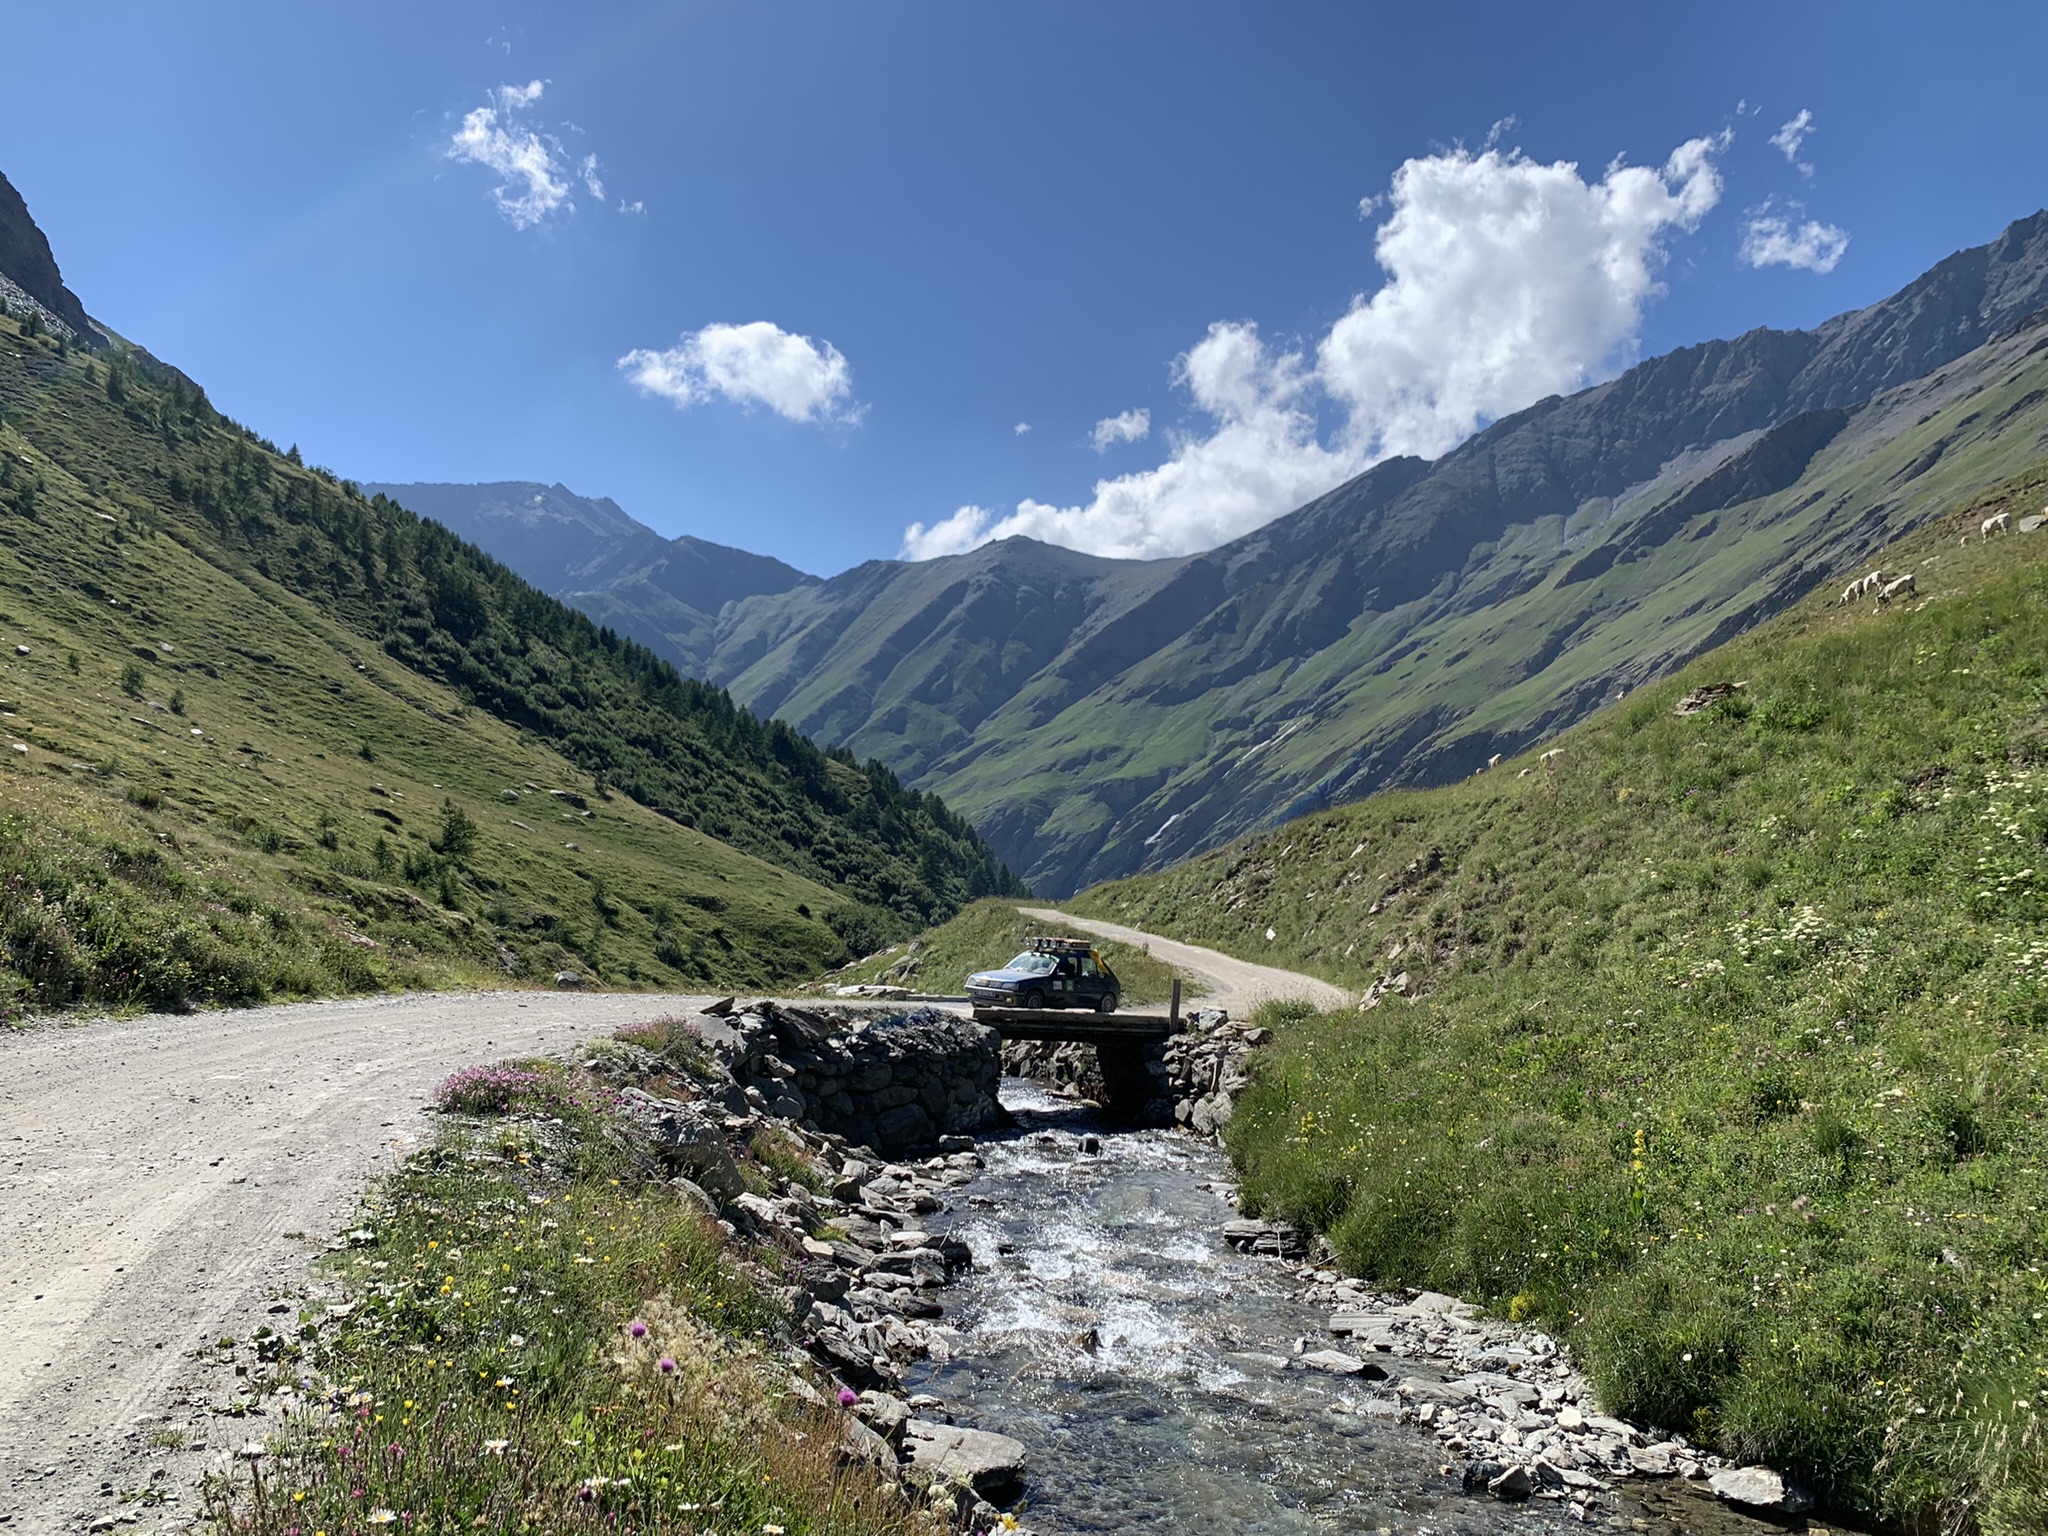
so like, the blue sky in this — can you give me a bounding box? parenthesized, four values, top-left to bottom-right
(3, 2, 2043, 574)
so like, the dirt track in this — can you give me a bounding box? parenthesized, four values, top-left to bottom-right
(0, 924, 1346, 1534)
(0, 990, 711, 1535)
(1015, 907, 1354, 1015)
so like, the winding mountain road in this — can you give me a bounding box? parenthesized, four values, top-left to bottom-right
(0, 925, 1343, 1533)
(1016, 907, 1353, 1015)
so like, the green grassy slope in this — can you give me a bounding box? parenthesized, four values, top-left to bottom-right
(0, 312, 1015, 1017)
(1071, 469, 2048, 1529)
(934, 317, 2048, 895)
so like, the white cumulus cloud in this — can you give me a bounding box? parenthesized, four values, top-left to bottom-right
(446, 80, 637, 228)
(1013, 421, 1032, 435)
(497, 78, 545, 111)
(903, 323, 1352, 560)
(1739, 205, 1849, 273)
(447, 82, 570, 229)
(1090, 408, 1151, 452)
(1318, 133, 1727, 463)
(903, 130, 1731, 561)
(1771, 109, 1816, 176)
(618, 321, 858, 424)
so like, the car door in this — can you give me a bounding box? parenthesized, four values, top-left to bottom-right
(1074, 955, 1106, 1007)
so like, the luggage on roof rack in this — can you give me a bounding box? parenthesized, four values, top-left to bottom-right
(1027, 935, 1095, 955)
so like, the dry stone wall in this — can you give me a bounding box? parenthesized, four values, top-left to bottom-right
(997, 1008, 1269, 1134)
(703, 1000, 1004, 1156)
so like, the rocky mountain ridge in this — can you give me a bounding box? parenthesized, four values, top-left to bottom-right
(0, 169, 104, 345)
(379, 212, 2048, 894)
(363, 480, 814, 674)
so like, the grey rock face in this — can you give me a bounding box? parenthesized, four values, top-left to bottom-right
(0, 171, 103, 345)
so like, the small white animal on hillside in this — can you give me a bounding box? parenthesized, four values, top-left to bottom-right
(1876, 572, 1917, 604)
(1858, 570, 1889, 598)
(1539, 748, 1565, 767)
(1486, 753, 1503, 771)
(1981, 512, 2011, 537)
(1837, 580, 1860, 607)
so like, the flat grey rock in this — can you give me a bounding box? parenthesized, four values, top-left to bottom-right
(1709, 1465, 1813, 1515)
(1298, 1348, 1369, 1375)
(1328, 1311, 1403, 1346)
(1398, 1374, 1471, 1404)
(1628, 1443, 1676, 1477)
(904, 1419, 1027, 1500)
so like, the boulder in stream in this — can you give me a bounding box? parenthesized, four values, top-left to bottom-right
(1709, 1465, 1813, 1516)
(903, 1419, 1027, 1501)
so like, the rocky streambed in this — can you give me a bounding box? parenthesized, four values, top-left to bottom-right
(607, 998, 1843, 1534)
(895, 1079, 1837, 1536)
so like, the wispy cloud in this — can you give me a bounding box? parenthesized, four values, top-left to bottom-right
(905, 129, 1731, 561)
(1770, 108, 1816, 177)
(619, 321, 858, 424)
(1013, 421, 1032, 435)
(1090, 408, 1150, 452)
(1740, 202, 1849, 273)
(446, 80, 637, 228)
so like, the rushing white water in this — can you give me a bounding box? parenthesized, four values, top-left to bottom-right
(904, 1080, 1583, 1534)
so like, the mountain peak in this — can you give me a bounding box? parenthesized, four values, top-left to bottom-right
(0, 171, 104, 347)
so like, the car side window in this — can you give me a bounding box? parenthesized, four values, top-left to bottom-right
(1079, 958, 1099, 978)
(1054, 957, 1074, 977)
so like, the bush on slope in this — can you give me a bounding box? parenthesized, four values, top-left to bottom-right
(1074, 470, 2048, 1530)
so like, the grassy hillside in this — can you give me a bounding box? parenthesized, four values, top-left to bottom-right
(1073, 468, 2048, 1530)
(925, 316, 2048, 896)
(0, 308, 1015, 1018)
(808, 897, 1192, 1006)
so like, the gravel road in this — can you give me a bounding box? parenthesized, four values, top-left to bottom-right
(0, 925, 1345, 1534)
(0, 990, 712, 1536)
(1015, 907, 1353, 1014)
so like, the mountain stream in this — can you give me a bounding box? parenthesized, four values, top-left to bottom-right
(904, 1079, 1784, 1536)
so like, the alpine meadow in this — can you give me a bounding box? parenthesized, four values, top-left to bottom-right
(7, 11, 2048, 1536)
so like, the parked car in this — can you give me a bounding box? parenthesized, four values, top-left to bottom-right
(967, 936, 1120, 1013)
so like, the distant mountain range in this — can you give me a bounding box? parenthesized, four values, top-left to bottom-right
(379, 212, 2048, 895)
(361, 481, 813, 674)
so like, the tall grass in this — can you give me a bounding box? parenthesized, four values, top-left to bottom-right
(1077, 474, 2048, 1530)
(206, 1061, 937, 1536)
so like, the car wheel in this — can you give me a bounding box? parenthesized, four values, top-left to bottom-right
(1096, 992, 1119, 1014)
(1022, 988, 1045, 1010)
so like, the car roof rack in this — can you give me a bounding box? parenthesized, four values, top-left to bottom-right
(1027, 935, 1095, 956)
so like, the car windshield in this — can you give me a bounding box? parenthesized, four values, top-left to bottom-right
(1002, 952, 1058, 976)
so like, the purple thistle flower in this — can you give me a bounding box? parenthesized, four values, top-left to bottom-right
(838, 1388, 859, 1407)
(658, 1357, 676, 1373)
(629, 1321, 647, 1339)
